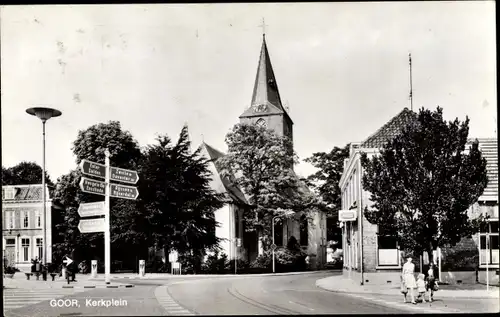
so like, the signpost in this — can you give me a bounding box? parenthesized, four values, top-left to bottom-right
(78, 202, 105, 218)
(78, 218, 106, 233)
(80, 159, 106, 179)
(110, 167, 139, 184)
(78, 152, 139, 284)
(80, 178, 106, 196)
(110, 183, 139, 200)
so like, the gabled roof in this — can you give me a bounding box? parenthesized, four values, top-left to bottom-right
(2, 184, 51, 202)
(360, 107, 417, 148)
(201, 142, 249, 205)
(240, 35, 293, 124)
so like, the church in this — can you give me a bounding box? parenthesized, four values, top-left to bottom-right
(199, 33, 328, 269)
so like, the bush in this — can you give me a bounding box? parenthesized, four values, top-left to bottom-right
(4, 266, 16, 274)
(146, 257, 168, 273)
(201, 252, 229, 274)
(226, 258, 250, 273)
(249, 246, 307, 273)
(441, 249, 479, 271)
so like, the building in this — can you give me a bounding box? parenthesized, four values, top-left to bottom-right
(199, 34, 327, 269)
(2, 184, 61, 272)
(339, 108, 498, 285)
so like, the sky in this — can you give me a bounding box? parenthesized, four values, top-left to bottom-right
(1, 2, 497, 182)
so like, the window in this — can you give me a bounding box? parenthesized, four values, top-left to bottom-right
(255, 118, 267, 128)
(36, 210, 42, 228)
(377, 226, 400, 266)
(300, 215, 308, 246)
(36, 238, 43, 260)
(21, 238, 30, 262)
(6, 239, 15, 245)
(479, 220, 499, 265)
(22, 211, 29, 228)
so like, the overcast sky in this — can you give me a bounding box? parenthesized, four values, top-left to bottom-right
(1, 2, 496, 181)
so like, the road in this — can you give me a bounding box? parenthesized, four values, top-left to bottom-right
(166, 272, 408, 315)
(4, 272, 498, 316)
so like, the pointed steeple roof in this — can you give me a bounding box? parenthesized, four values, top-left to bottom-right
(240, 35, 291, 120)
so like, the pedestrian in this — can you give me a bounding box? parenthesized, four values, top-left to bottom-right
(400, 274, 408, 302)
(416, 273, 427, 302)
(402, 256, 417, 304)
(426, 263, 438, 302)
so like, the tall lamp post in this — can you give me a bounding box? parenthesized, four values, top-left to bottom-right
(272, 210, 295, 274)
(26, 107, 62, 267)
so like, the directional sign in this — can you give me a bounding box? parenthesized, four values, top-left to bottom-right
(78, 218, 106, 233)
(80, 159, 106, 179)
(110, 183, 139, 200)
(80, 177, 106, 196)
(110, 167, 139, 184)
(169, 251, 178, 263)
(63, 256, 73, 266)
(270, 244, 277, 251)
(78, 202, 105, 217)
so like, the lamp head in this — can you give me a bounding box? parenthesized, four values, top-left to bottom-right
(26, 107, 62, 122)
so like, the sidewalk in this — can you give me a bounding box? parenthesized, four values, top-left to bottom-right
(3, 273, 134, 289)
(94, 270, 336, 280)
(316, 275, 500, 299)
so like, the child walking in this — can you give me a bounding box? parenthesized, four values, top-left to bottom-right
(416, 273, 427, 302)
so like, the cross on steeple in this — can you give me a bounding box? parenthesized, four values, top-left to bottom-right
(259, 18, 268, 37)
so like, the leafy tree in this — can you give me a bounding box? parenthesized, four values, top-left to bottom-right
(139, 125, 224, 272)
(304, 144, 350, 218)
(52, 121, 144, 268)
(2, 161, 54, 187)
(217, 123, 319, 251)
(361, 107, 489, 264)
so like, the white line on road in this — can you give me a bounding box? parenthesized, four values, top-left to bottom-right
(288, 300, 315, 311)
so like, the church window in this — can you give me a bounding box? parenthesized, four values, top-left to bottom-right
(300, 215, 308, 246)
(255, 118, 267, 128)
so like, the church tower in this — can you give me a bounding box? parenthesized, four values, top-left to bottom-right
(239, 34, 294, 145)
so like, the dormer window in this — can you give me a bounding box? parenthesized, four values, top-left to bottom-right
(5, 187, 16, 200)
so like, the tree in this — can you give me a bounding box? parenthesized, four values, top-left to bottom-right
(217, 123, 318, 251)
(52, 121, 144, 268)
(139, 125, 224, 272)
(361, 107, 489, 265)
(2, 161, 54, 187)
(304, 144, 350, 217)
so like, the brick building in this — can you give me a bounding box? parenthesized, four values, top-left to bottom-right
(339, 108, 498, 285)
(2, 184, 62, 272)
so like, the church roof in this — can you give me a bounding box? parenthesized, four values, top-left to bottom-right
(239, 35, 293, 123)
(360, 107, 417, 148)
(201, 142, 249, 205)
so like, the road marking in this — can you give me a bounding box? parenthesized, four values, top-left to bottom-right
(288, 300, 315, 311)
(3, 288, 86, 310)
(154, 285, 195, 316)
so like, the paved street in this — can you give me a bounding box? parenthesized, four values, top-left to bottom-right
(4, 272, 499, 316)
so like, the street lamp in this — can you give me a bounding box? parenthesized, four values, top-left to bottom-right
(272, 209, 295, 274)
(26, 107, 62, 267)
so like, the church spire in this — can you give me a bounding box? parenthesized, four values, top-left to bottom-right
(249, 33, 285, 112)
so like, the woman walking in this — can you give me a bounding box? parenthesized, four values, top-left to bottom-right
(402, 256, 417, 304)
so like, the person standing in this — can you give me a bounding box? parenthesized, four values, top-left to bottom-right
(402, 256, 417, 304)
(426, 263, 438, 302)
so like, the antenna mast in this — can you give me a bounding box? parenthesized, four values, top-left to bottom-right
(409, 53, 413, 111)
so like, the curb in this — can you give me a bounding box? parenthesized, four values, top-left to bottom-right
(315, 278, 499, 299)
(61, 284, 134, 289)
(97, 270, 339, 280)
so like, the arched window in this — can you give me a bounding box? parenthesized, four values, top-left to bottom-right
(300, 215, 308, 246)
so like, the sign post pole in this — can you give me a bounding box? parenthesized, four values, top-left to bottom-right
(104, 149, 111, 284)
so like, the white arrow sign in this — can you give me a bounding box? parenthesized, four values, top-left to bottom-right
(78, 218, 106, 233)
(78, 202, 105, 217)
(63, 256, 73, 266)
